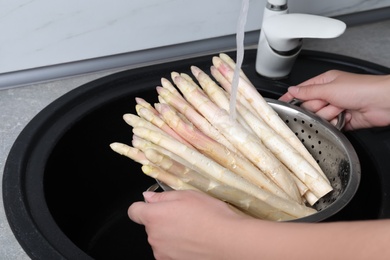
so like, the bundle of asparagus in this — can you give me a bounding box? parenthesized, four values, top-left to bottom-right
(110, 53, 333, 221)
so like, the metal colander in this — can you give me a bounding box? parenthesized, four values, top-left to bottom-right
(149, 98, 361, 222)
(268, 98, 360, 222)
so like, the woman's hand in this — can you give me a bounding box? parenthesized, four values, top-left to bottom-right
(279, 70, 390, 130)
(128, 190, 251, 260)
(127, 190, 390, 260)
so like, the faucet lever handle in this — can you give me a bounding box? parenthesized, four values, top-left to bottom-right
(263, 13, 346, 52)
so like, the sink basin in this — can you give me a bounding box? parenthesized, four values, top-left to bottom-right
(3, 49, 390, 259)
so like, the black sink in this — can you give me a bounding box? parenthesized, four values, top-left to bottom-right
(3, 49, 390, 260)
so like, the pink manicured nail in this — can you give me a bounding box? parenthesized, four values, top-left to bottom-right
(288, 86, 299, 94)
(142, 191, 155, 201)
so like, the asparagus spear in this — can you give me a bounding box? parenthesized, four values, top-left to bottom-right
(212, 56, 330, 185)
(156, 86, 238, 153)
(219, 53, 251, 83)
(191, 66, 254, 133)
(109, 142, 297, 220)
(110, 142, 149, 165)
(161, 77, 186, 101)
(141, 164, 198, 192)
(135, 104, 193, 148)
(156, 102, 293, 201)
(144, 148, 296, 221)
(191, 66, 328, 201)
(133, 126, 317, 217)
(172, 75, 303, 203)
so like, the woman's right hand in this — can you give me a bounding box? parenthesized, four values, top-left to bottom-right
(279, 70, 390, 130)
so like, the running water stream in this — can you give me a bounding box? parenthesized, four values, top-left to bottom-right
(229, 0, 250, 121)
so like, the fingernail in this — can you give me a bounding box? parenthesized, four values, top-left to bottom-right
(143, 191, 155, 201)
(288, 86, 299, 94)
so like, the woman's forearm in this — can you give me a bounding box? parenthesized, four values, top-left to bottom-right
(220, 218, 390, 260)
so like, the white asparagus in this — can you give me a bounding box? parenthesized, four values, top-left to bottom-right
(157, 102, 293, 201)
(108, 53, 340, 221)
(110, 142, 149, 165)
(191, 66, 254, 133)
(141, 164, 199, 191)
(230, 89, 332, 198)
(156, 86, 239, 153)
(212, 56, 329, 183)
(124, 115, 200, 171)
(219, 53, 251, 84)
(123, 113, 171, 136)
(135, 97, 159, 115)
(172, 75, 303, 203)
(161, 77, 185, 100)
(135, 104, 193, 147)
(304, 191, 320, 206)
(133, 126, 315, 217)
(210, 65, 257, 116)
(191, 66, 332, 199)
(190, 65, 328, 200)
(144, 148, 217, 191)
(109, 141, 200, 193)
(123, 113, 187, 147)
(132, 135, 197, 173)
(144, 148, 295, 221)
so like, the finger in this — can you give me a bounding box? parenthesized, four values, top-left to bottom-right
(342, 112, 354, 131)
(287, 84, 337, 103)
(143, 190, 184, 203)
(128, 201, 148, 225)
(329, 117, 338, 126)
(278, 92, 295, 102)
(298, 70, 338, 87)
(298, 76, 326, 87)
(300, 99, 328, 112)
(315, 105, 344, 122)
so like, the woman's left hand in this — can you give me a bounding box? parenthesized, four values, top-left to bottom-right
(128, 190, 250, 260)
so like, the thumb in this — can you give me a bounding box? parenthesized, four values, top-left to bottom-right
(126, 192, 162, 225)
(127, 191, 179, 224)
(143, 191, 160, 203)
(128, 201, 147, 225)
(143, 191, 179, 203)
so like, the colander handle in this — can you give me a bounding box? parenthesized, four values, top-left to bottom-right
(289, 98, 346, 130)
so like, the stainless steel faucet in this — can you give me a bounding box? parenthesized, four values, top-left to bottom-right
(256, 0, 346, 79)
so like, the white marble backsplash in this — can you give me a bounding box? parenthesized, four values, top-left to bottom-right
(1, 0, 390, 75)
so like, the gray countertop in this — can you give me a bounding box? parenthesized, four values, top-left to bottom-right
(1, 19, 390, 259)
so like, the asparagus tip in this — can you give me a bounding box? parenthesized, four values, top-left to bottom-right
(190, 66, 201, 77)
